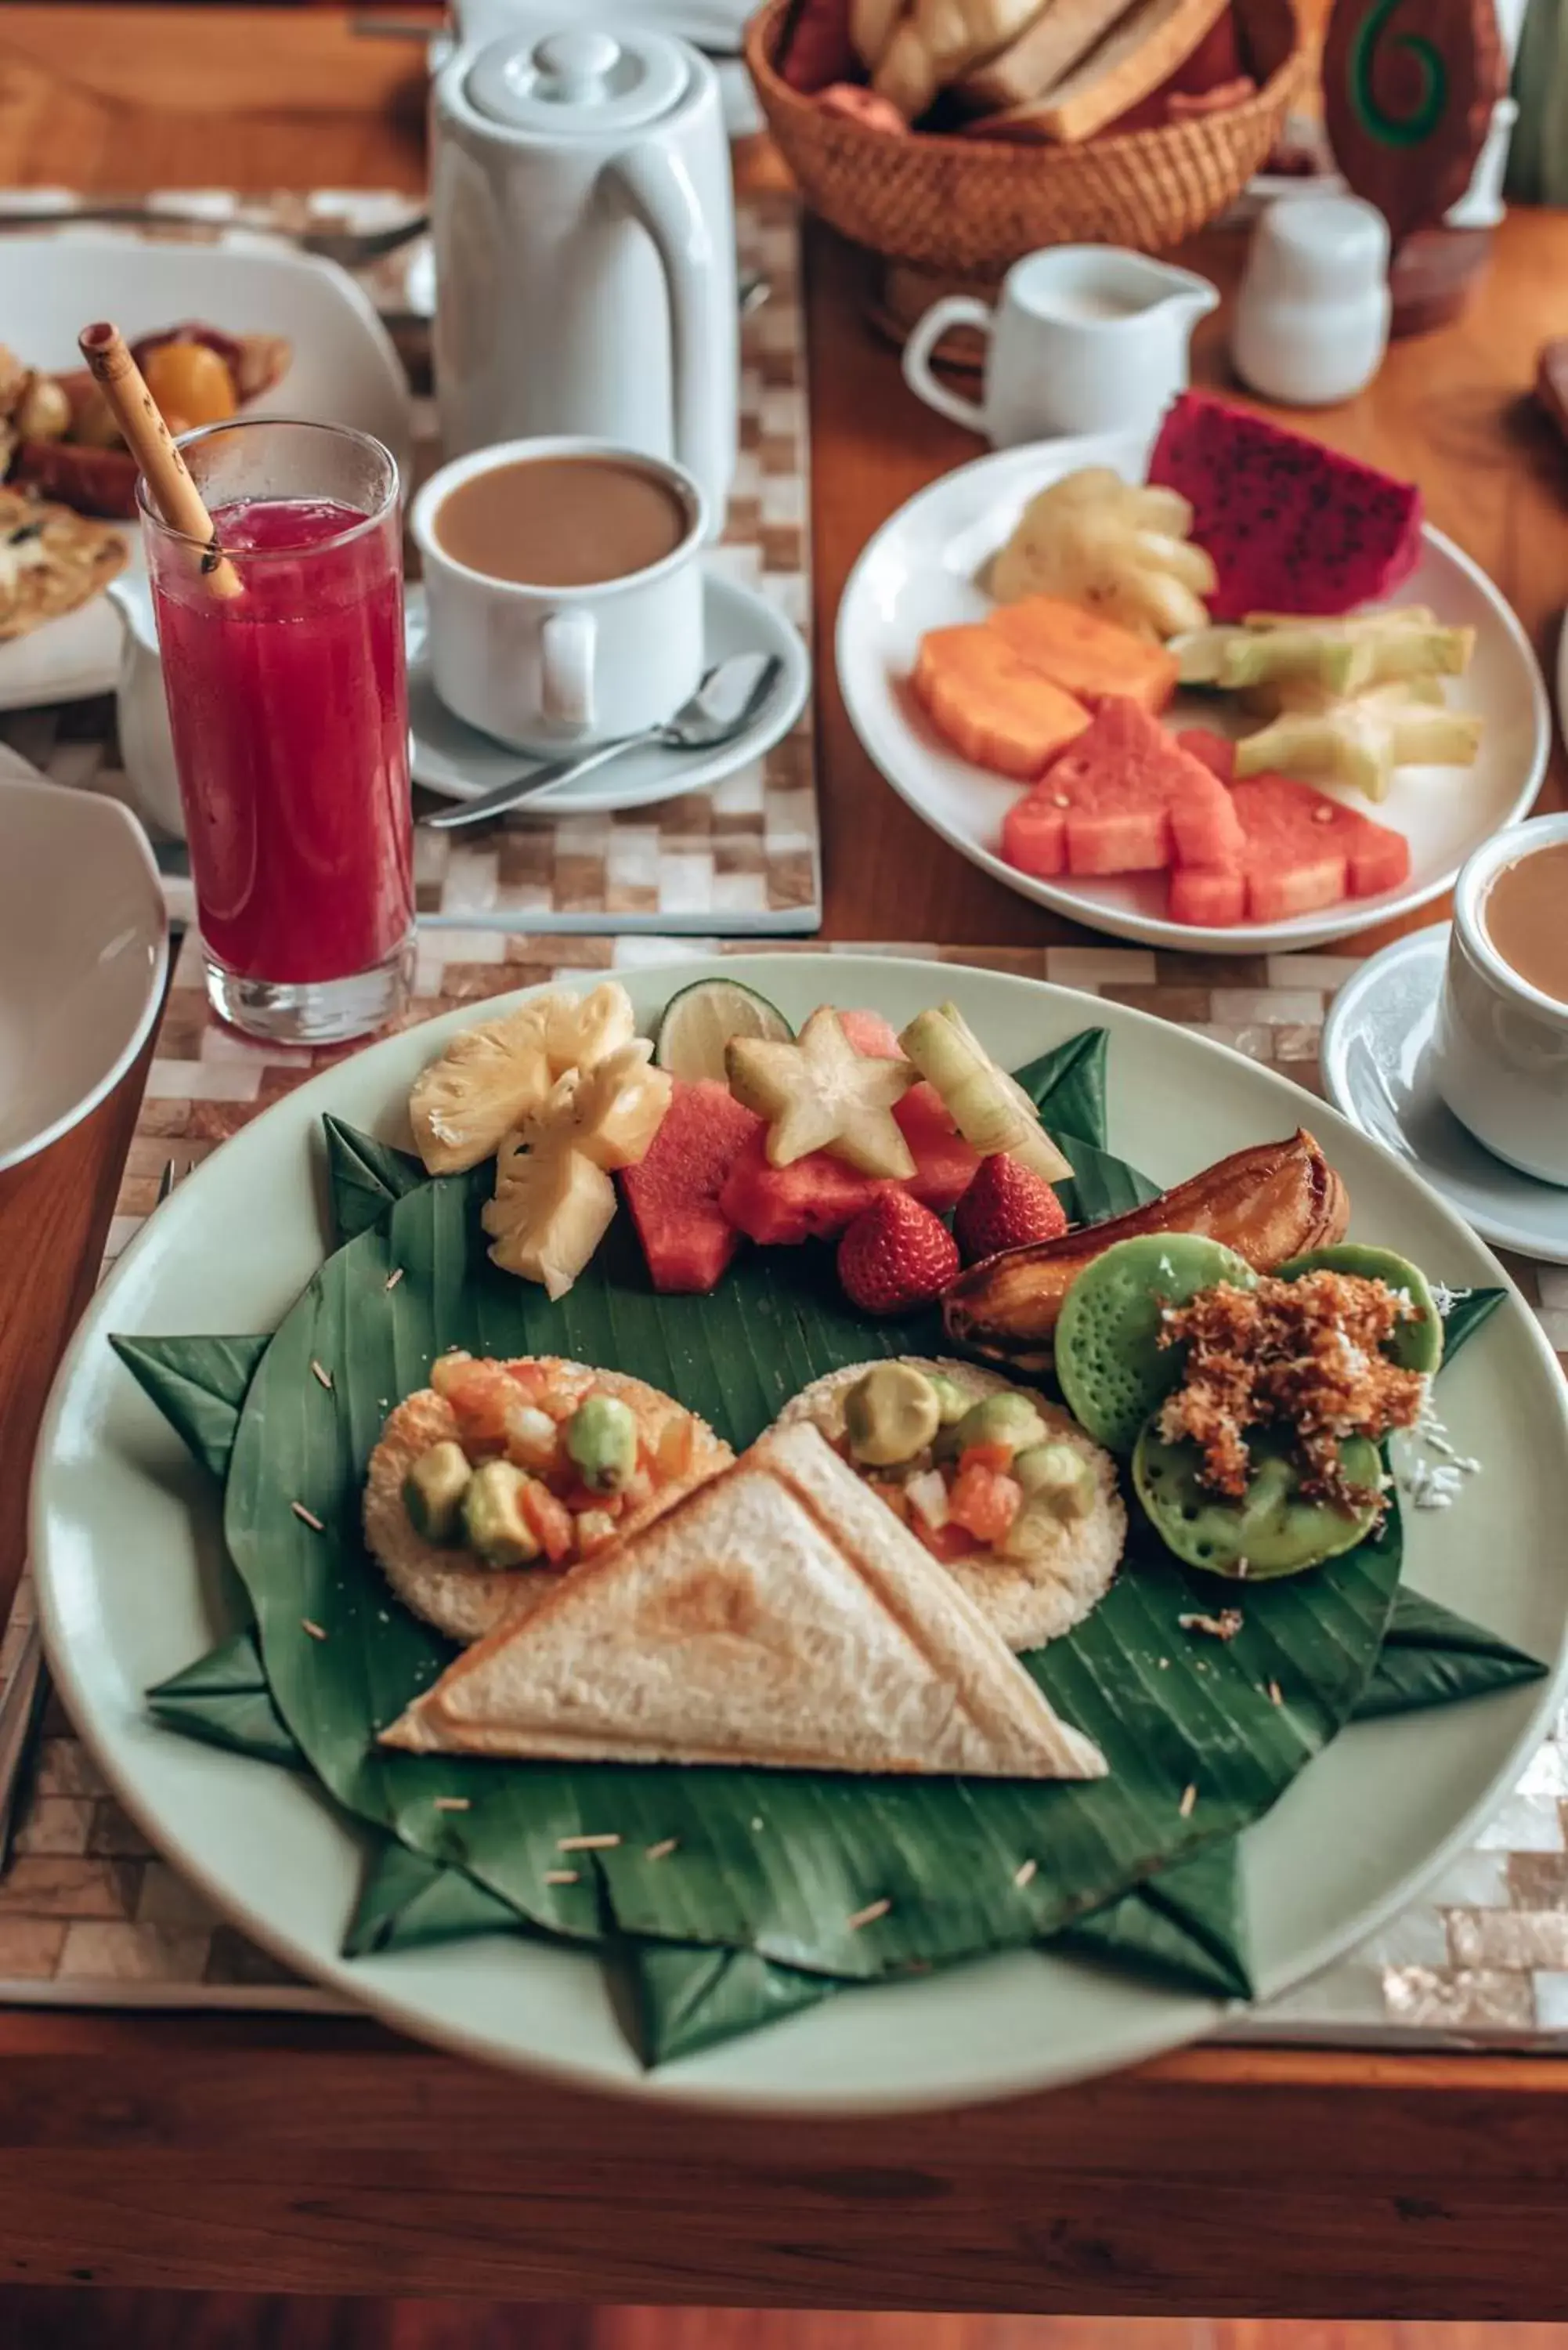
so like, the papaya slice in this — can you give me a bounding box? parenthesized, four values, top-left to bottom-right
(914, 624, 1092, 781)
(986, 594, 1180, 714)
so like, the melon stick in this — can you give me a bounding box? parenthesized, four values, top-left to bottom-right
(970, 0, 1233, 141)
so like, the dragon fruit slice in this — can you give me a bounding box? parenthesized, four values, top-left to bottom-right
(1147, 392, 1424, 621)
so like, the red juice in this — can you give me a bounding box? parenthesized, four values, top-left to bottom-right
(152, 497, 413, 987)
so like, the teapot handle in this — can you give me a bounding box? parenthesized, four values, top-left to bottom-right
(604, 141, 726, 531)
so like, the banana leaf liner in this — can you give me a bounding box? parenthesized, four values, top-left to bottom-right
(116, 1027, 1540, 2061)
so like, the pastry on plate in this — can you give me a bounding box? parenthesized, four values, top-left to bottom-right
(777, 1355, 1125, 1651)
(0, 486, 125, 641)
(363, 1350, 732, 1646)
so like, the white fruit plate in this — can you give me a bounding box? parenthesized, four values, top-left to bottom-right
(836, 428, 1551, 956)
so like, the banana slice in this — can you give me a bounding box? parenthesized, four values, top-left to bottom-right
(991, 470, 1216, 642)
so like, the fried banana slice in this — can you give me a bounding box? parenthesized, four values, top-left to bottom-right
(943, 1130, 1349, 1372)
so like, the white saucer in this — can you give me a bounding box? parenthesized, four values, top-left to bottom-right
(0, 765, 168, 1173)
(1321, 925, 1568, 1266)
(407, 574, 810, 816)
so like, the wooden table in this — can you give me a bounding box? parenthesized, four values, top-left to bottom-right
(2, 5, 1566, 2313)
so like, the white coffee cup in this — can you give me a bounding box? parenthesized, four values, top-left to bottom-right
(1431, 812, 1568, 1188)
(901, 246, 1218, 449)
(410, 436, 707, 753)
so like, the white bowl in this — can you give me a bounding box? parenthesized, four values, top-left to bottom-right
(0, 771, 168, 1172)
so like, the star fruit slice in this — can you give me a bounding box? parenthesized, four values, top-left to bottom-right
(727, 1006, 916, 1179)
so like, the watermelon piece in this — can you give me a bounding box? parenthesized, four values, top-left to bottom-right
(716, 1081, 979, 1245)
(1169, 866, 1247, 926)
(838, 1007, 904, 1058)
(717, 1130, 880, 1246)
(1001, 789, 1067, 879)
(1165, 772, 1412, 925)
(620, 1081, 761, 1292)
(1148, 392, 1423, 620)
(1006, 699, 1244, 880)
(1230, 773, 1411, 921)
(915, 624, 1092, 779)
(1002, 702, 1245, 883)
(897, 1082, 982, 1209)
(986, 595, 1179, 714)
(1176, 726, 1236, 784)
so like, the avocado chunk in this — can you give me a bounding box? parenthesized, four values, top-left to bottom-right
(1013, 1441, 1095, 1521)
(461, 1459, 542, 1567)
(564, 1393, 639, 1495)
(951, 1389, 1049, 1458)
(844, 1361, 941, 1468)
(403, 1440, 472, 1544)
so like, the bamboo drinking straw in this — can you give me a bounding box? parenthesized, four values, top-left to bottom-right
(78, 321, 243, 601)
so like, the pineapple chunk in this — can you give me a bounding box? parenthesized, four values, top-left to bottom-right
(478, 1040, 670, 1300)
(562, 1043, 672, 1171)
(483, 1119, 616, 1301)
(408, 982, 643, 1176)
(409, 1000, 555, 1175)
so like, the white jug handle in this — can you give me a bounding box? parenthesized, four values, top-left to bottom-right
(902, 296, 993, 434)
(540, 610, 594, 731)
(605, 141, 724, 528)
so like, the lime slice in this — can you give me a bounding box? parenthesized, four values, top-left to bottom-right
(655, 979, 793, 1083)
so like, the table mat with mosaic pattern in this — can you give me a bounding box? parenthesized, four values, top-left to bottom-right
(0, 186, 821, 935)
(2, 935, 1566, 2043)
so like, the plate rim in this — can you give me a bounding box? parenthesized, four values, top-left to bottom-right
(1321, 922, 1568, 1267)
(28, 953, 1568, 2112)
(836, 436, 1552, 956)
(0, 773, 169, 1173)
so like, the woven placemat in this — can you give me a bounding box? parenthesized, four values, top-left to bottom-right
(0, 187, 821, 935)
(2, 935, 1566, 2039)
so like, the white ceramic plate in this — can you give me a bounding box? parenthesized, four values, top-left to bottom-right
(0, 768, 168, 1171)
(0, 237, 414, 712)
(31, 956, 1568, 2111)
(837, 430, 1552, 955)
(1322, 924, 1568, 1266)
(408, 575, 811, 814)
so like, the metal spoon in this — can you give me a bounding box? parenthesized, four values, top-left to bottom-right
(421, 653, 785, 831)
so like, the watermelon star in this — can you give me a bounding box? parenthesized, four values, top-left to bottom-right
(727, 1007, 916, 1180)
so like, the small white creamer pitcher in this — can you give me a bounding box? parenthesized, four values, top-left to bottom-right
(902, 246, 1219, 449)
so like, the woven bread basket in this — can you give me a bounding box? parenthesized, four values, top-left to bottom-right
(745, 0, 1306, 279)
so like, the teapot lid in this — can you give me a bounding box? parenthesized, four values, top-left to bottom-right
(464, 24, 690, 135)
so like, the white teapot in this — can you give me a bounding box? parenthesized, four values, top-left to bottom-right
(430, 17, 738, 528)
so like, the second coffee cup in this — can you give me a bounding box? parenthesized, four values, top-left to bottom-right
(411, 436, 707, 752)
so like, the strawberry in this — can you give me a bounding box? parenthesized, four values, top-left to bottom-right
(836, 1191, 959, 1317)
(954, 1152, 1068, 1264)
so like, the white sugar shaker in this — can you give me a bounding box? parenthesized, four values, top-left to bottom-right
(1231, 195, 1391, 408)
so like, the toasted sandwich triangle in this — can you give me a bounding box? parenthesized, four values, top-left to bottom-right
(382, 1421, 1105, 1779)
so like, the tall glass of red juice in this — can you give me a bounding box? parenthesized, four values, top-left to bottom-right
(139, 418, 414, 1043)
